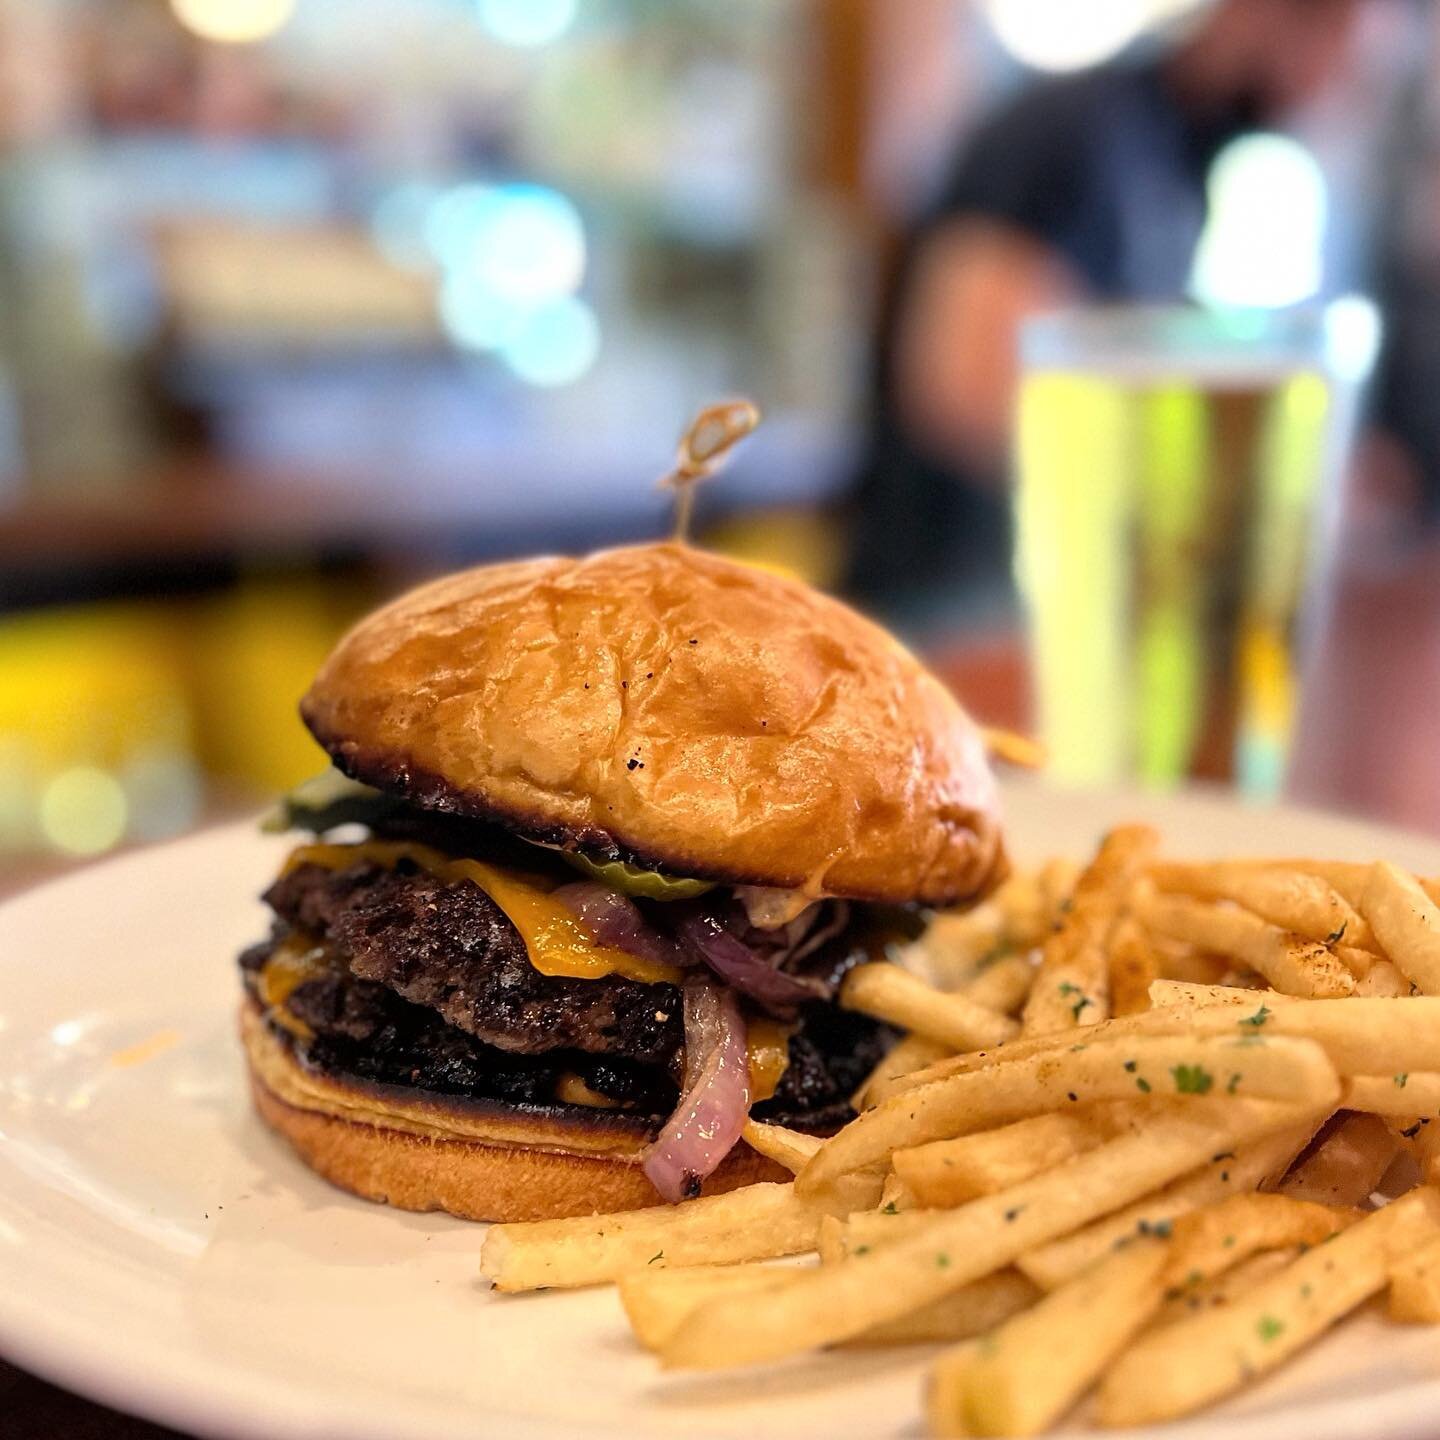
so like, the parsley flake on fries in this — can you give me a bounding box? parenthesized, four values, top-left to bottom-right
(478, 832, 1440, 1436)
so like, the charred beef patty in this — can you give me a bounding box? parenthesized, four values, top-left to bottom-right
(240, 952, 885, 1129)
(245, 857, 893, 1130)
(265, 860, 682, 1062)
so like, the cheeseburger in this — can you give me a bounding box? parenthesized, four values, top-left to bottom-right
(240, 542, 1005, 1221)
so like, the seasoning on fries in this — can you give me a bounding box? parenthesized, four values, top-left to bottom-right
(477, 831, 1440, 1438)
(1388, 1233, 1440, 1322)
(1098, 1188, 1440, 1424)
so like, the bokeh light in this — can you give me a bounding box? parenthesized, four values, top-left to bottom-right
(169, 0, 296, 45)
(437, 183, 586, 303)
(38, 768, 128, 856)
(981, 0, 1200, 72)
(122, 751, 203, 842)
(438, 270, 529, 351)
(500, 296, 600, 386)
(477, 0, 578, 49)
(427, 180, 595, 380)
(1190, 134, 1327, 309)
(424, 184, 499, 272)
(1324, 296, 1383, 384)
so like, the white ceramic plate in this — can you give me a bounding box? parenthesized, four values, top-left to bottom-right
(4, 782, 1440, 1440)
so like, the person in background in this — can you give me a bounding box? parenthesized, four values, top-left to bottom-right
(845, 0, 1372, 628)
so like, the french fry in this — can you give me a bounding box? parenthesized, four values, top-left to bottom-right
(871, 987, 1279, 1108)
(1163, 1193, 1356, 1288)
(479, 1182, 821, 1292)
(913, 906, 1009, 987)
(1147, 862, 1374, 950)
(1333, 944, 1380, 979)
(663, 1101, 1305, 1370)
(480, 832, 1440, 1440)
(619, 1262, 796, 1350)
(892, 1110, 1121, 1208)
(1388, 1233, 1440, 1322)
(1108, 918, 1159, 1016)
(1021, 963, 1109, 1038)
(815, 1213, 847, 1265)
(621, 1256, 1044, 1351)
(823, 1167, 890, 1215)
(881, 986, 1440, 1112)
(1158, 1246, 1300, 1320)
(1138, 893, 1355, 997)
(741, 1120, 821, 1175)
(1070, 825, 1160, 905)
(852, 1033, 953, 1111)
(1264, 860, 1440, 913)
(1021, 827, 1158, 1036)
(928, 1238, 1170, 1438)
(1037, 856, 1081, 923)
(984, 727, 1047, 771)
(1153, 944, 1232, 985)
(963, 953, 1037, 1016)
(841, 963, 1019, 1051)
(832, 1206, 955, 1260)
(1345, 1072, 1440, 1116)
(796, 1036, 1338, 1199)
(1147, 979, 1298, 1010)
(982, 869, 1049, 950)
(1278, 1113, 1402, 1206)
(847, 1269, 1041, 1347)
(880, 1170, 917, 1212)
(1097, 1188, 1440, 1425)
(915, 866, 1058, 984)
(1018, 1123, 1319, 1290)
(1266, 861, 1440, 913)
(1357, 959, 1411, 997)
(1283, 863, 1440, 915)
(1361, 861, 1440, 995)
(1162, 997, 1440, 1074)
(1266, 859, 1370, 909)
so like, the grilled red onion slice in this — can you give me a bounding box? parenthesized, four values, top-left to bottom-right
(677, 912, 829, 1014)
(553, 882, 685, 970)
(643, 980, 749, 1203)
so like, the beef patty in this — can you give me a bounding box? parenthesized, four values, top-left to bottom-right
(241, 956, 885, 1129)
(245, 857, 892, 1129)
(265, 859, 683, 1062)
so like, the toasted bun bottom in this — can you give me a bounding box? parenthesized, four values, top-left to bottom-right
(241, 1004, 787, 1222)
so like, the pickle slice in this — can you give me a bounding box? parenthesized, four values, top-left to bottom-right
(262, 767, 398, 834)
(560, 850, 714, 901)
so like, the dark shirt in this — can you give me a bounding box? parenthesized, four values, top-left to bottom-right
(846, 60, 1246, 626)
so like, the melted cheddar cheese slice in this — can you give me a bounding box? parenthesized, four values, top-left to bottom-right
(746, 1017, 794, 1102)
(282, 841, 685, 986)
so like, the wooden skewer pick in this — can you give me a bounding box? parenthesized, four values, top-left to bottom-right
(660, 399, 761, 542)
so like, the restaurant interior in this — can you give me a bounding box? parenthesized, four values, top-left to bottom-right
(9, 2, 1440, 1434)
(2, 0, 1438, 897)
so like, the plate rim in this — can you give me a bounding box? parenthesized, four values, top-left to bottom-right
(4, 791, 1440, 1440)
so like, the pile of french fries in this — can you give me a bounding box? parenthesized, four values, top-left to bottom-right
(479, 828, 1440, 1435)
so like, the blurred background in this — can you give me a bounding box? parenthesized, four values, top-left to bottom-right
(3, 0, 1440, 894)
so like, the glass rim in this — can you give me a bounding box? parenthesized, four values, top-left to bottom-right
(1020, 297, 1382, 385)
